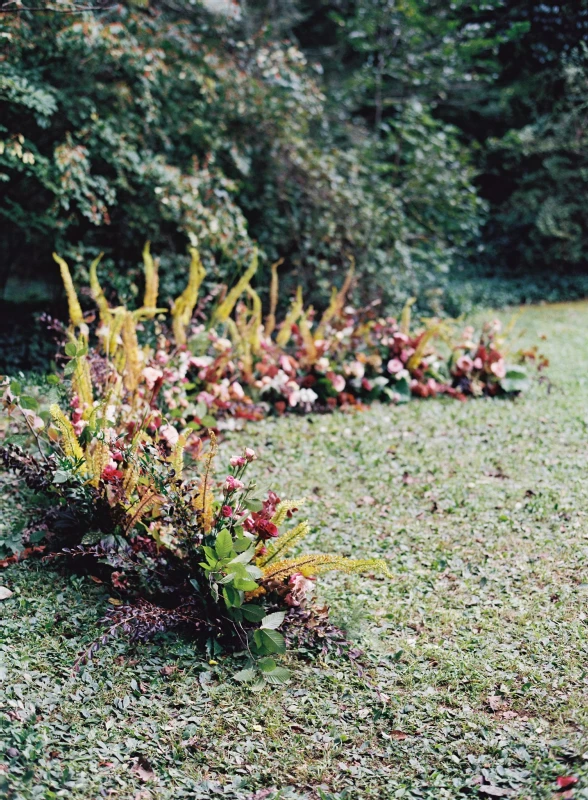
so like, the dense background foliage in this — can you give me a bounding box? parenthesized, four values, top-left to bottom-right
(1, 0, 588, 368)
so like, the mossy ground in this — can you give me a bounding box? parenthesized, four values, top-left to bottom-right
(1, 302, 588, 799)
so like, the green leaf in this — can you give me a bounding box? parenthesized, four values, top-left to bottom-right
(46, 374, 60, 386)
(63, 361, 76, 376)
(500, 366, 530, 394)
(258, 657, 277, 672)
(262, 666, 292, 685)
(226, 546, 255, 565)
(256, 628, 286, 654)
(9, 380, 21, 396)
(201, 414, 217, 428)
(244, 499, 263, 512)
(64, 342, 78, 357)
(222, 585, 242, 608)
(233, 668, 257, 683)
(261, 611, 286, 630)
(214, 528, 233, 560)
(233, 577, 259, 592)
(19, 395, 39, 411)
(241, 604, 266, 622)
(194, 401, 208, 420)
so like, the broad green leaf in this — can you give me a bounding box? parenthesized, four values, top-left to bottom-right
(9, 380, 21, 396)
(215, 528, 233, 559)
(64, 342, 78, 357)
(500, 366, 530, 394)
(19, 395, 39, 411)
(233, 576, 259, 592)
(261, 611, 286, 630)
(258, 628, 286, 654)
(241, 604, 266, 622)
(263, 666, 292, 685)
(226, 546, 256, 565)
(233, 668, 257, 683)
(258, 657, 276, 672)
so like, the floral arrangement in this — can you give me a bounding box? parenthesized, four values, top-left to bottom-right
(34, 246, 542, 437)
(0, 251, 394, 679)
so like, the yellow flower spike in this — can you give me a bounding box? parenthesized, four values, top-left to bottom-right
(193, 432, 217, 534)
(270, 499, 303, 528)
(276, 285, 304, 348)
(264, 257, 283, 338)
(53, 253, 84, 329)
(121, 311, 143, 393)
(257, 520, 310, 568)
(73, 349, 94, 413)
(49, 404, 84, 463)
(88, 253, 111, 328)
(400, 296, 417, 336)
(298, 312, 317, 366)
(142, 241, 159, 312)
(87, 439, 110, 488)
(407, 323, 442, 372)
(262, 554, 393, 581)
(244, 284, 262, 355)
(315, 256, 355, 340)
(172, 247, 206, 346)
(170, 433, 186, 482)
(212, 248, 258, 325)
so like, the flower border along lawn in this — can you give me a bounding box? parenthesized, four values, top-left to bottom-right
(1, 301, 588, 799)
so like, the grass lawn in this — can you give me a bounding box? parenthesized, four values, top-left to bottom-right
(2, 302, 588, 799)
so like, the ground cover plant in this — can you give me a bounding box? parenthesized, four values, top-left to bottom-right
(0, 300, 587, 798)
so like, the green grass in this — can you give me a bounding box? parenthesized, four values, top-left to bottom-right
(2, 302, 588, 799)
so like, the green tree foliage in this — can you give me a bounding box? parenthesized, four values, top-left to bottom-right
(0, 0, 484, 312)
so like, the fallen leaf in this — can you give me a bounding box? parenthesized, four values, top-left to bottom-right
(160, 665, 177, 677)
(132, 757, 155, 783)
(479, 786, 513, 797)
(557, 776, 578, 789)
(487, 695, 503, 712)
(108, 597, 123, 606)
(390, 730, 408, 740)
(0, 587, 13, 600)
(89, 575, 103, 584)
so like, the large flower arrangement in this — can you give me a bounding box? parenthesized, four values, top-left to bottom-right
(1, 251, 395, 679)
(39, 246, 543, 436)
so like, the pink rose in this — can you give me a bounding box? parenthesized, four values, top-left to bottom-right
(225, 475, 245, 492)
(244, 448, 257, 462)
(230, 455, 246, 468)
(221, 505, 233, 518)
(387, 358, 404, 374)
(456, 355, 474, 374)
(330, 374, 346, 393)
(142, 366, 164, 389)
(490, 359, 506, 379)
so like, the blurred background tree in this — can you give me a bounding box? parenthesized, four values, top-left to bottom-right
(1, 0, 587, 368)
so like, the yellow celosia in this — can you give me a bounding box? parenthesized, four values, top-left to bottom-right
(315, 257, 355, 340)
(49, 404, 84, 463)
(170, 433, 186, 482)
(172, 247, 206, 346)
(276, 286, 304, 348)
(121, 311, 143, 393)
(53, 253, 84, 329)
(262, 554, 393, 581)
(257, 520, 310, 568)
(264, 258, 283, 337)
(270, 499, 303, 528)
(212, 248, 258, 325)
(88, 253, 111, 328)
(142, 241, 159, 312)
(193, 432, 217, 533)
(400, 296, 417, 335)
(298, 312, 317, 365)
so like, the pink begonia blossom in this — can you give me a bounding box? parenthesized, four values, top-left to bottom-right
(330, 374, 346, 393)
(490, 359, 506, 379)
(189, 356, 213, 369)
(387, 358, 404, 374)
(197, 391, 215, 408)
(230, 455, 246, 468)
(224, 475, 245, 492)
(393, 332, 409, 345)
(159, 424, 180, 447)
(285, 573, 316, 607)
(456, 355, 474, 373)
(244, 448, 257, 462)
(231, 381, 245, 400)
(473, 357, 483, 370)
(142, 366, 164, 389)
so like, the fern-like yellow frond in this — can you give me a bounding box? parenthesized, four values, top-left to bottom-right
(88, 253, 111, 328)
(49, 404, 84, 463)
(407, 325, 442, 371)
(121, 311, 143, 393)
(262, 554, 393, 581)
(257, 520, 310, 568)
(245, 284, 262, 355)
(72, 349, 93, 412)
(270, 500, 303, 528)
(264, 258, 283, 337)
(53, 253, 84, 329)
(170, 433, 186, 482)
(87, 439, 110, 488)
(276, 286, 304, 347)
(193, 432, 217, 533)
(212, 248, 258, 325)
(316, 256, 354, 339)
(298, 312, 317, 365)
(172, 247, 206, 346)
(142, 241, 159, 312)
(400, 297, 417, 336)
(125, 488, 162, 535)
